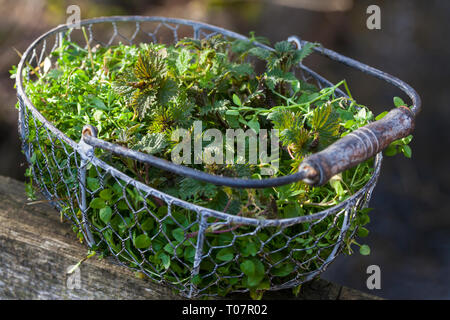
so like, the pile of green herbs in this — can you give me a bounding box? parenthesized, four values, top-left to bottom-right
(12, 32, 412, 298)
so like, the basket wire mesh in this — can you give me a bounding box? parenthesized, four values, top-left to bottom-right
(15, 16, 396, 298)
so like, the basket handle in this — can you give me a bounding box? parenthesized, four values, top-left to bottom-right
(299, 106, 415, 186)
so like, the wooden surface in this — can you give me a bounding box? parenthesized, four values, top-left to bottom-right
(0, 175, 381, 300)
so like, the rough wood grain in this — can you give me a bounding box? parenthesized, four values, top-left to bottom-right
(0, 175, 381, 300)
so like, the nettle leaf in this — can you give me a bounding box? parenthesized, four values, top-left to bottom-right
(274, 41, 294, 54)
(200, 99, 229, 116)
(176, 48, 192, 74)
(265, 69, 296, 91)
(311, 103, 341, 150)
(292, 42, 317, 65)
(178, 178, 218, 200)
(248, 47, 271, 61)
(132, 90, 158, 120)
(132, 132, 167, 155)
(157, 78, 178, 106)
(231, 63, 254, 77)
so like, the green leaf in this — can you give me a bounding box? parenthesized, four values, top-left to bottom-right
(191, 274, 202, 285)
(141, 218, 154, 231)
(240, 259, 256, 276)
(248, 47, 271, 61)
(247, 260, 265, 287)
(272, 263, 295, 277)
(247, 117, 260, 134)
(232, 94, 242, 107)
(283, 204, 303, 218)
(134, 234, 151, 249)
(216, 247, 234, 262)
(176, 48, 192, 74)
(240, 241, 258, 257)
(293, 42, 317, 64)
(359, 244, 371, 255)
(393, 96, 405, 107)
(99, 206, 112, 224)
(225, 109, 240, 116)
(359, 212, 371, 226)
(402, 145, 412, 158)
(160, 253, 171, 269)
(375, 111, 388, 121)
(184, 246, 196, 261)
(384, 144, 398, 156)
(90, 198, 106, 209)
(89, 96, 108, 110)
(87, 177, 100, 192)
(357, 227, 369, 238)
(99, 188, 114, 201)
(172, 228, 185, 243)
(132, 132, 167, 155)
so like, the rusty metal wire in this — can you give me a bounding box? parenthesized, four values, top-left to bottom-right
(13, 16, 400, 298)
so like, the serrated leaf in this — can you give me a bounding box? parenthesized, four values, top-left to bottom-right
(248, 47, 271, 61)
(132, 132, 167, 155)
(176, 48, 192, 74)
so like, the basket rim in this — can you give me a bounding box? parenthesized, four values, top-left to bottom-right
(16, 15, 382, 226)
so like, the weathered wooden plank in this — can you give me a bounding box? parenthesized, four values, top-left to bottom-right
(0, 175, 381, 300)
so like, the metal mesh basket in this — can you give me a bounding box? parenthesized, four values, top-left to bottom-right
(15, 16, 421, 298)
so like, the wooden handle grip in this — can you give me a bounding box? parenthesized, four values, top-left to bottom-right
(300, 106, 415, 186)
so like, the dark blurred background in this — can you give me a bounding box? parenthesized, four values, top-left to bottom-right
(1, 0, 448, 299)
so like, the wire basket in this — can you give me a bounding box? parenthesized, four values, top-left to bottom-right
(15, 16, 421, 298)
